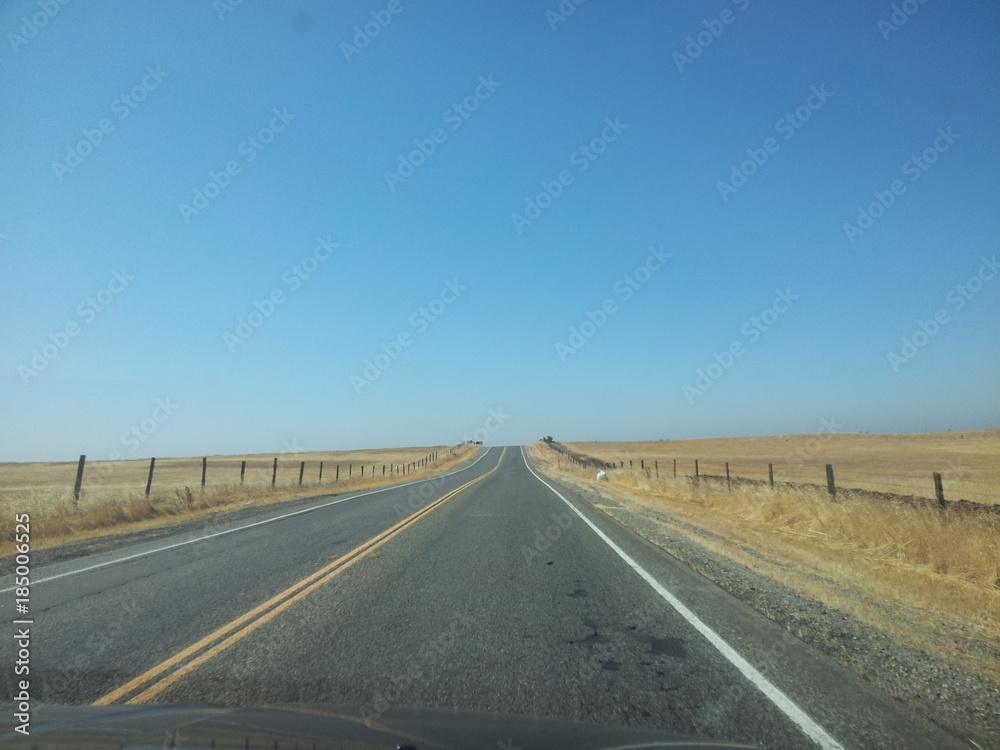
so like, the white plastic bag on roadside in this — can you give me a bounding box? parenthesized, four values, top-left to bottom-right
(596, 470, 609, 481)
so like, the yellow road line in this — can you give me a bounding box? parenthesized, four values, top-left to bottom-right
(93, 447, 504, 706)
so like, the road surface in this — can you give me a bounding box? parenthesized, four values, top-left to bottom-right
(1, 446, 971, 748)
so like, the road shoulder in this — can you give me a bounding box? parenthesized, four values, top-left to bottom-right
(525, 451, 1000, 747)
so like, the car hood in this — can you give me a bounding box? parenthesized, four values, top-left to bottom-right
(1, 702, 763, 749)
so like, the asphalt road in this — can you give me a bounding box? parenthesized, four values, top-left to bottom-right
(1, 446, 972, 749)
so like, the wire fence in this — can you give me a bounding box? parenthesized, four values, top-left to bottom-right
(0, 449, 446, 506)
(554, 449, 998, 509)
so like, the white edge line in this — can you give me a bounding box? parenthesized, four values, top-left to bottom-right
(0, 447, 494, 593)
(519, 446, 846, 750)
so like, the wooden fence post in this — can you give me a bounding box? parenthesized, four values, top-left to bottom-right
(336, 464, 340, 481)
(145, 457, 156, 497)
(299, 461, 305, 486)
(319, 462, 324, 483)
(73, 454, 86, 504)
(694, 459, 699, 483)
(655, 460, 659, 477)
(826, 464, 836, 497)
(240, 460, 246, 484)
(933, 472, 945, 508)
(768, 463, 774, 487)
(725, 461, 731, 489)
(201, 457, 207, 488)
(272, 457, 278, 487)
(673, 459, 677, 478)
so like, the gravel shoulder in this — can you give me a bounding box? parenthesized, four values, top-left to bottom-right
(533, 464, 1000, 747)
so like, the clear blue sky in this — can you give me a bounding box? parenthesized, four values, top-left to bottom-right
(2, 0, 998, 462)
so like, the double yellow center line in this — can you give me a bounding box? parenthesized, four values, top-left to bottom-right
(94, 447, 505, 706)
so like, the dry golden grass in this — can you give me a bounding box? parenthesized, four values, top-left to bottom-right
(528, 438, 1000, 683)
(0, 444, 478, 558)
(564, 429, 1000, 505)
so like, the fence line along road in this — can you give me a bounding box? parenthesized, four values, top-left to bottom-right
(553, 450, 996, 509)
(64, 450, 442, 504)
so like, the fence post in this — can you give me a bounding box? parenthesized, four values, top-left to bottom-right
(361, 465, 365, 477)
(826, 464, 836, 497)
(349, 463, 353, 478)
(145, 457, 156, 497)
(272, 457, 278, 487)
(201, 457, 207, 488)
(240, 460, 246, 484)
(299, 461, 305, 486)
(73, 454, 86, 504)
(641, 459, 645, 470)
(768, 463, 774, 487)
(673, 459, 677, 478)
(694, 459, 699, 483)
(336, 464, 340, 481)
(933, 472, 945, 508)
(655, 460, 659, 477)
(725, 461, 731, 489)
(319, 462, 324, 483)
(382, 465, 386, 476)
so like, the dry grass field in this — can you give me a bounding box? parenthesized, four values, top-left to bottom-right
(562, 429, 1000, 504)
(0, 444, 479, 557)
(528, 432, 1000, 683)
